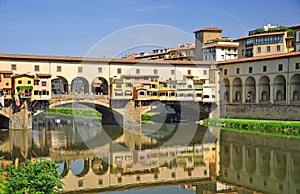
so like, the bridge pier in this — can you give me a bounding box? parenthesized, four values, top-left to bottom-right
(9, 99, 32, 129)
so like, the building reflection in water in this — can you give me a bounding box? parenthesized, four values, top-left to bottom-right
(1, 120, 300, 193)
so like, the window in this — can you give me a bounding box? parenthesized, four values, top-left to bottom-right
(249, 67, 253, 73)
(171, 69, 175, 75)
(78, 67, 83, 73)
(266, 46, 271, 52)
(278, 64, 283, 71)
(296, 63, 300, 70)
(42, 81, 46, 86)
(224, 69, 228, 75)
(154, 69, 157, 74)
(57, 66, 62, 72)
(276, 45, 281, 51)
(4, 74, 11, 78)
(187, 69, 191, 74)
(264, 36, 272, 43)
(242, 49, 245, 55)
(98, 179, 103, 185)
(136, 69, 140, 74)
(263, 66, 267, 72)
(27, 80, 31, 84)
(18, 80, 22, 84)
(98, 67, 102, 73)
(11, 64, 17, 70)
(257, 47, 261, 53)
(117, 68, 122, 74)
(203, 70, 207, 75)
(274, 35, 283, 43)
(78, 180, 83, 187)
(236, 68, 240, 74)
(34, 65, 40, 72)
(221, 55, 224, 59)
(255, 37, 262, 44)
(34, 80, 39, 85)
(116, 83, 122, 88)
(246, 38, 253, 46)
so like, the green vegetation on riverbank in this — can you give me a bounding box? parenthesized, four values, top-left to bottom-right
(0, 158, 63, 193)
(203, 118, 300, 138)
(45, 108, 102, 120)
(141, 112, 159, 123)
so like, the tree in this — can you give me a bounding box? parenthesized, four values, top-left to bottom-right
(1, 158, 63, 194)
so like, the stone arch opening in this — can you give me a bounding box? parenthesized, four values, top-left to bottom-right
(233, 145, 242, 170)
(91, 158, 109, 175)
(259, 149, 270, 177)
(273, 152, 286, 180)
(259, 76, 270, 102)
(222, 78, 230, 102)
(71, 77, 89, 94)
(232, 78, 242, 102)
(290, 74, 300, 102)
(246, 147, 256, 173)
(274, 75, 286, 102)
(56, 161, 69, 178)
(245, 77, 256, 102)
(51, 76, 68, 94)
(91, 77, 109, 95)
(71, 159, 90, 177)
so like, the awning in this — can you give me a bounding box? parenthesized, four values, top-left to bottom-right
(16, 86, 33, 90)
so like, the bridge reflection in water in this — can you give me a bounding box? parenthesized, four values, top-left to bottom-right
(1, 121, 300, 193)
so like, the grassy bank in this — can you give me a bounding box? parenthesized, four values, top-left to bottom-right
(203, 118, 300, 138)
(44, 108, 102, 120)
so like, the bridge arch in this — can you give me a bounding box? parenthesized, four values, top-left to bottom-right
(259, 148, 270, 177)
(56, 161, 69, 178)
(245, 146, 256, 173)
(71, 77, 89, 94)
(232, 145, 242, 170)
(92, 77, 109, 95)
(51, 76, 68, 94)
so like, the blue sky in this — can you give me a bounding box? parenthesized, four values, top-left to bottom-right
(0, 0, 299, 57)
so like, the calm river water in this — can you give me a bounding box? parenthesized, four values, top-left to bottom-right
(0, 115, 299, 194)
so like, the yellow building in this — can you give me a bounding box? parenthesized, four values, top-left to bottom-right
(0, 70, 13, 98)
(12, 74, 34, 99)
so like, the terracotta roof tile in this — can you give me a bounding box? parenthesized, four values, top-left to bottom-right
(0, 70, 13, 74)
(194, 27, 222, 33)
(217, 51, 300, 65)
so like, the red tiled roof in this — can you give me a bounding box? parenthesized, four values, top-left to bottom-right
(194, 27, 222, 33)
(36, 73, 52, 77)
(202, 43, 239, 49)
(217, 51, 300, 65)
(0, 70, 13, 74)
(291, 24, 300, 29)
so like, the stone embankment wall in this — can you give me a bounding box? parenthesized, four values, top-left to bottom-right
(221, 104, 300, 121)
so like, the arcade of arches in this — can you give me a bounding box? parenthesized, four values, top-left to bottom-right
(51, 76, 109, 95)
(222, 74, 300, 104)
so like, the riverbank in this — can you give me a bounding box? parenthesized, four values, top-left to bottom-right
(202, 118, 300, 138)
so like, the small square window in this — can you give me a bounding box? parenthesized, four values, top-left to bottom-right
(34, 80, 39, 85)
(27, 80, 31, 84)
(187, 69, 191, 74)
(224, 69, 228, 75)
(154, 69, 158, 75)
(136, 69, 140, 74)
(57, 66, 62, 72)
(203, 70, 207, 75)
(249, 67, 253, 73)
(18, 80, 22, 84)
(34, 65, 40, 72)
(78, 67, 83, 73)
(236, 68, 240, 74)
(276, 45, 281, 51)
(295, 63, 299, 70)
(171, 70, 175, 75)
(11, 64, 17, 70)
(98, 67, 102, 73)
(98, 179, 103, 185)
(263, 66, 267, 72)
(78, 180, 83, 187)
(257, 47, 261, 53)
(117, 68, 122, 74)
(278, 64, 283, 71)
(266, 46, 271, 52)
(42, 81, 46, 86)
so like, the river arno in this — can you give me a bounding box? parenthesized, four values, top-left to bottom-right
(0, 116, 300, 194)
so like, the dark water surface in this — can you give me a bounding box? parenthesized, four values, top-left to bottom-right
(0, 117, 299, 194)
